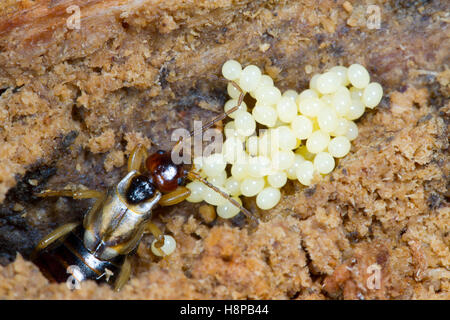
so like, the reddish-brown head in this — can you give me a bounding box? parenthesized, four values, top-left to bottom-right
(145, 150, 186, 193)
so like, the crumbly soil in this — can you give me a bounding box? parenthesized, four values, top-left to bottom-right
(0, 0, 448, 299)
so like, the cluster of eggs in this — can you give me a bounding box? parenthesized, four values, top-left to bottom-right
(185, 60, 383, 219)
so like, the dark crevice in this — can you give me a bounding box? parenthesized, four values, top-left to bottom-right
(427, 192, 443, 210)
(12, 85, 24, 93)
(289, 290, 301, 300)
(304, 185, 316, 197)
(1, 165, 57, 264)
(300, 239, 323, 285)
(0, 87, 8, 97)
(182, 265, 193, 278)
(159, 66, 169, 89)
(92, 67, 102, 74)
(71, 104, 86, 128)
(0, 126, 86, 265)
(59, 130, 78, 149)
(346, 231, 361, 244)
(121, 21, 130, 30)
(190, 232, 201, 241)
(0, 86, 24, 97)
(230, 212, 247, 228)
(177, 85, 227, 111)
(6, 165, 57, 204)
(261, 247, 273, 272)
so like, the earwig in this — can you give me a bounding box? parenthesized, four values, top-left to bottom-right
(32, 80, 257, 291)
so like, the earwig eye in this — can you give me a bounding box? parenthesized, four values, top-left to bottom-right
(125, 175, 156, 204)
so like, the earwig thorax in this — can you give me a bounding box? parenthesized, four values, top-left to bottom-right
(125, 174, 156, 204)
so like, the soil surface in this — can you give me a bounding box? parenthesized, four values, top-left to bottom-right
(0, 0, 448, 299)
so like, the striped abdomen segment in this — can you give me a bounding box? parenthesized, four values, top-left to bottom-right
(33, 227, 124, 286)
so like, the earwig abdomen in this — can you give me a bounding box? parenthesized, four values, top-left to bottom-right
(33, 226, 124, 286)
(33, 170, 161, 290)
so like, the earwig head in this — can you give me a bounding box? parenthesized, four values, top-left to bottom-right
(145, 150, 186, 193)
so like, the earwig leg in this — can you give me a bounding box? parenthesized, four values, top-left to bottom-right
(31, 222, 79, 259)
(145, 222, 166, 256)
(231, 80, 245, 106)
(83, 191, 107, 229)
(128, 145, 148, 173)
(36, 189, 104, 200)
(145, 222, 164, 241)
(36, 189, 107, 230)
(188, 81, 245, 137)
(170, 82, 244, 154)
(114, 255, 131, 292)
(159, 186, 191, 207)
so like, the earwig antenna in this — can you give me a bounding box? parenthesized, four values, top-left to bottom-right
(187, 171, 258, 224)
(170, 81, 257, 225)
(189, 81, 244, 137)
(171, 81, 245, 153)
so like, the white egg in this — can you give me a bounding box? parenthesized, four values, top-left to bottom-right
(222, 60, 242, 81)
(256, 187, 281, 210)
